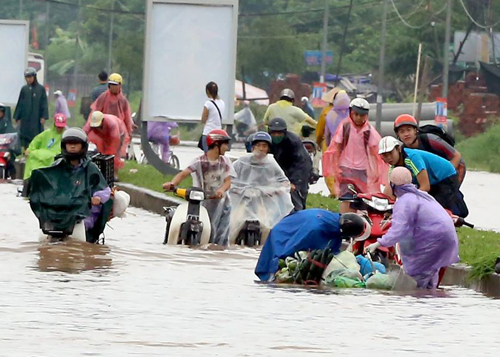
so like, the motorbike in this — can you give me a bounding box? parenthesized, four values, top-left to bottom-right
(0, 132, 18, 179)
(340, 184, 397, 267)
(232, 187, 263, 247)
(163, 187, 212, 246)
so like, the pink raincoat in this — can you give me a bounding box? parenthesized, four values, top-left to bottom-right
(91, 87, 133, 137)
(322, 117, 388, 196)
(84, 113, 128, 171)
(324, 91, 350, 147)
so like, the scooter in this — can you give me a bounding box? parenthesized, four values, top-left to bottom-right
(163, 187, 211, 246)
(39, 220, 87, 243)
(340, 184, 397, 267)
(0, 133, 17, 179)
(232, 187, 263, 247)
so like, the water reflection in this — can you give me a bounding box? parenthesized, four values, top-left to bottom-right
(37, 240, 112, 273)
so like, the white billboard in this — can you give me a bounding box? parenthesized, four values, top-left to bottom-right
(143, 0, 238, 124)
(0, 20, 29, 106)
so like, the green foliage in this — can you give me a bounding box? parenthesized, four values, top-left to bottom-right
(456, 122, 500, 173)
(457, 227, 500, 280)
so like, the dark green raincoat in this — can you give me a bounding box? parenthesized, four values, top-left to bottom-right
(29, 157, 112, 242)
(13, 81, 49, 147)
(0, 106, 15, 134)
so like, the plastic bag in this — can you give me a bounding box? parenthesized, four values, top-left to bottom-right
(356, 255, 387, 276)
(321, 251, 359, 281)
(365, 273, 394, 290)
(331, 276, 366, 288)
(324, 268, 363, 286)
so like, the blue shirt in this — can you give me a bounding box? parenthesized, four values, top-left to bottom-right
(402, 148, 456, 185)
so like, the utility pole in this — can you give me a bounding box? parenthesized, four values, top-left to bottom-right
(375, 0, 388, 133)
(335, 0, 354, 85)
(44, 1, 50, 49)
(72, 0, 82, 94)
(107, 0, 116, 73)
(442, 0, 452, 99)
(320, 0, 329, 83)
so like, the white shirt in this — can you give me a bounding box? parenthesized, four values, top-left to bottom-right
(203, 98, 225, 135)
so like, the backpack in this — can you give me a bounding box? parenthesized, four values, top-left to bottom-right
(418, 124, 455, 147)
(340, 121, 371, 152)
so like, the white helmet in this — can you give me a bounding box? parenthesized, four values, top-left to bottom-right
(378, 136, 402, 154)
(350, 97, 370, 115)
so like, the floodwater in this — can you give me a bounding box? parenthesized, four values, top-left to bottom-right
(1, 182, 500, 356)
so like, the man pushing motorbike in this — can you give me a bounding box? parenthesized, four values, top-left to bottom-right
(229, 132, 294, 245)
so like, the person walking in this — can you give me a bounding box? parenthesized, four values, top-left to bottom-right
(200, 81, 225, 153)
(90, 71, 108, 103)
(13, 67, 49, 149)
(53, 90, 71, 121)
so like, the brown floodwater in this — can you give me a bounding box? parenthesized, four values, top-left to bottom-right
(1, 183, 500, 356)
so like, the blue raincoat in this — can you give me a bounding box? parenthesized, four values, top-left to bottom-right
(255, 209, 343, 281)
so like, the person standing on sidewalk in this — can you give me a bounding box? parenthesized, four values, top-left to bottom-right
(54, 90, 71, 121)
(90, 71, 108, 103)
(199, 81, 225, 153)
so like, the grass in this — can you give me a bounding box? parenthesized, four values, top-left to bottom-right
(457, 122, 500, 173)
(119, 160, 500, 281)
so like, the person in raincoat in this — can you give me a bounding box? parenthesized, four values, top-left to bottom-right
(0, 104, 15, 134)
(147, 121, 179, 163)
(316, 88, 340, 196)
(263, 89, 317, 136)
(84, 111, 128, 175)
(14, 67, 49, 149)
(300, 96, 316, 119)
(53, 90, 71, 121)
(365, 167, 459, 289)
(322, 98, 388, 213)
(268, 117, 312, 211)
(163, 129, 235, 246)
(229, 132, 294, 245)
(255, 211, 368, 281)
(0, 104, 18, 178)
(29, 128, 112, 243)
(91, 73, 134, 139)
(23, 113, 67, 181)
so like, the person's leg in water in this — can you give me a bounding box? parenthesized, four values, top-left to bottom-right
(204, 198, 231, 245)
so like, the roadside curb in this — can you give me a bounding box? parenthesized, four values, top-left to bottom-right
(117, 182, 500, 297)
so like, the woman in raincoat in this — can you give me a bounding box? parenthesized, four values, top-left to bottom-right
(23, 113, 67, 180)
(365, 167, 459, 289)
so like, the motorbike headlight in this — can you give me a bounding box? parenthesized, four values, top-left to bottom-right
(189, 190, 205, 201)
(362, 197, 389, 211)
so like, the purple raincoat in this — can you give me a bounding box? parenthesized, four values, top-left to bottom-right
(147, 121, 178, 162)
(324, 91, 350, 146)
(377, 184, 459, 289)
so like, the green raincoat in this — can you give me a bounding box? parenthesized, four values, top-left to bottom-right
(24, 126, 64, 180)
(29, 157, 111, 240)
(13, 81, 49, 147)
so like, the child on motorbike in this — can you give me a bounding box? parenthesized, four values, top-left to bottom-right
(378, 136, 468, 218)
(29, 128, 112, 243)
(322, 98, 388, 213)
(163, 129, 235, 246)
(365, 167, 459, 289)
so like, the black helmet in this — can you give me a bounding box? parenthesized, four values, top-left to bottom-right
(339, 213, 370, 240)
(268, 117, 287, 132)
(24, 67, 37, 77)
(61, 127, 88, 161)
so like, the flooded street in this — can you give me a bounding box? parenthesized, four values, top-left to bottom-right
(1, 183, 500, 355)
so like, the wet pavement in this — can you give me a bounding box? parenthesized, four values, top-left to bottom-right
(1, 182, 500, 355)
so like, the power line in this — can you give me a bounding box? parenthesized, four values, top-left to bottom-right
(389, 0, 447, 29)
(35, 0, 144, 15)
(458, 0, 500, 29)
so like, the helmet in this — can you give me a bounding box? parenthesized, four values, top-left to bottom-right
(53, 113, 67, 128)
(90, 111, 104, 128)
(206, 129, 231, 147)
(394, 114, 418, 133)
(340, 213, 371, 241)
(268, 117, 287, 132)
(24, 67, 37, 77)
(350, 97, 370, 115)
(279, 88, 295, 101)
(301, 96, 309, 102)
(61, 127, 88, 161)
(378, 136, 402, 154)
(0, 103, 5, 112)
(251, 131, 272, 146)
(108, 73, 123, 85)
(390, 167, 412, 186)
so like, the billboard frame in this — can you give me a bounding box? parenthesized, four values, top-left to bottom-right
(142, 0, 238, 124)
(0, 20, 29, 106)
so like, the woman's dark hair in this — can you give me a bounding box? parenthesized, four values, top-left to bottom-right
(98, 70, 108, 81)
(205, 81, 219, 99)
